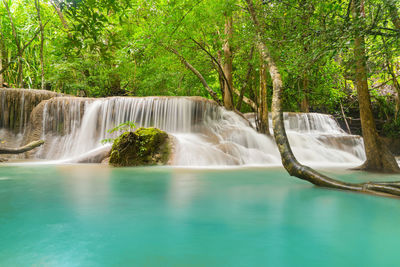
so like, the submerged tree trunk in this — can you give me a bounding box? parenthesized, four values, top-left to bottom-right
(222, 15, 234, 110)
(246, 0, 400, 198)
(0, 140, 44, 154)
(352, 0, 399, 173)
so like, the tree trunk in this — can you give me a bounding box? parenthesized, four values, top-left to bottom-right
(51, 0, 72, 38)
(383, 0, 400, 119)
(258, 57, 270, 135)
(0, 14, 45, 79)
(222, 15, 234, 110)
(237, 46, 254, 110)
(381, 37, 400, 119)
(0, 48, 3, 86)
(217, 50, 225, 98)
(0, 31, 4, 85)
(35, 0, 45, 90)
(3, 0, 24, 87)
(233, 86, 257, 110)
(0, 140, 44, 154)
(246, 0, 400, 198)
(299, 0, 313, 113)
(166, 46, 222, 105)
(300, 77, 310, 112)
(352, 0, 399, 173)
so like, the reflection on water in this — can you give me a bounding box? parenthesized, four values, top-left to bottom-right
(58, 165, 112, 216)
(0, 165, 400, 266)
(168, 170, 205, 211)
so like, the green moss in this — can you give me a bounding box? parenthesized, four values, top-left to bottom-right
(109, 127, 171, 167)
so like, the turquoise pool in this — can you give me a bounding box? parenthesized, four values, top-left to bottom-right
(0, 165, 399, 266)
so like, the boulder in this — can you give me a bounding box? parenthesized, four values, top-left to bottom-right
(109, 127, 171, 167)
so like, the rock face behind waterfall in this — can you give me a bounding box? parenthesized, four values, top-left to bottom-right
(109, 127, 172, 166)
(23, 97, 92, 144)
(0, 88, 62, 133)
(0, 88, 63, 159)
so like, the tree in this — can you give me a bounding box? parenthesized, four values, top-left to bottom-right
(352, 0, 399, 173)
(258, 51, 270, 135)
(35, 0, 45, 90)
(246, 0, 400, 198)
(222, 14, 234, 110)
(2, 0, 23, 87)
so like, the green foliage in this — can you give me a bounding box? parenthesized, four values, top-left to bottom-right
(101, 121, 136, 144)
(1, 0, 400, 137)
(382, 118, 400, 138)
(108, 121, 136, 134)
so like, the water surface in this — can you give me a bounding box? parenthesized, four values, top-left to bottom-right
(0, 165, 399, 266)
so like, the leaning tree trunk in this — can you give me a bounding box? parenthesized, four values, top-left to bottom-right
(165, 46, 222, 105)
(352, 0, 399, 173)
(246, 0, 400, 198)
(0, 140, 44, 154)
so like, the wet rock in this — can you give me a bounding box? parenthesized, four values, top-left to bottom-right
(74, 146, 111, 163)
(0, 88, 62, 133)
(109, 127, 171, 167)
(101, 157, 110, 165)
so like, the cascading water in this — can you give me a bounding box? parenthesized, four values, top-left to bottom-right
(0, 88, 62, 151)
(29, 96, 365, 166)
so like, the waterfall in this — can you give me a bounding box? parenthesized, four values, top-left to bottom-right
(0, 88, 62, 152)
(0, 88, 62, 132)
(25, 96, 365, 166)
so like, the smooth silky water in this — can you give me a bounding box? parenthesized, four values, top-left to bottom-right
(1, 164, 400, 267)
(1, 90, 398, 266)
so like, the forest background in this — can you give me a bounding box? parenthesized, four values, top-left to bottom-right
(1, 0, 400, 138)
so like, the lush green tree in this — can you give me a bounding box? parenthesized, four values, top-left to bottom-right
(1, 0, 400, 143)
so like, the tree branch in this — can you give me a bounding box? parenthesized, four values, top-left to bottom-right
(0, 140, 44, 154)
(163, 44, 222, 105)
(190, 38, 235, 101)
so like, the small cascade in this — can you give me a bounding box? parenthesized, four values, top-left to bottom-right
(0, 88, 62, 133)
(27, 96, 365, 166)
(283, 113, 366, 162)
(284, 113, 345, 134)
(0, 88, 62, 152)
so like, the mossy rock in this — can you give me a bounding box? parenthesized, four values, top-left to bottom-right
(109, 127, 171, 167)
